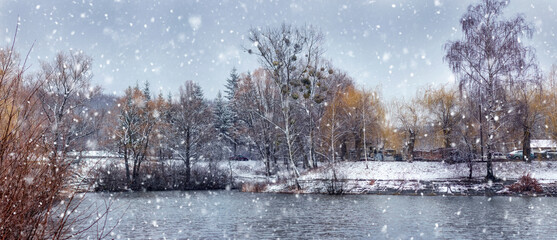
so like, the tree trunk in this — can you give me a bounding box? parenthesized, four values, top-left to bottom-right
(285, 134, 301, 189)
(124, 147, 131, 184)
(363, 123, 369, 169)
(468, 157, 473, 179)
(132, 151, 139, 188)
(185, 127, 191, 186)
(523, 126, 532, 162)
(302, 152, 309, 169)
(308, 130, 315, 168)
(51, 130, 61, 175)
(486, 150, 495, 180)
(443, 128, 451, 149)
(232, 139, 238, 155)
(340, 139, 347, 161)
(479, 103, 496, 181)
(354, 132, 362, 161)
(265, 145, 271, 177)
(136, 154, 144, 183)
(309, 113, 317, 168)
(330, 106, 336, 164)
(283, 97, 301, 189)
(466, 139, 473, 179)
(485, 107, 496, 181)
(407, 130, 416, 162)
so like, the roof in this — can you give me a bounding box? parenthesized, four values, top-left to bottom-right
(531, 139, 557, 149)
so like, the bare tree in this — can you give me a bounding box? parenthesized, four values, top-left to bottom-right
(296, 59, 332, 169)
(37, 51, 98, 174)
(444, 0, 538, 180)
(247, 24, 324, 189)
(454, 91, 482, 178)
(111, 85, 155, 189)
(235, 69, 280, 177)
(170, 81, 213, 186)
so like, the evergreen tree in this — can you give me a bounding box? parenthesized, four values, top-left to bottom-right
(214, 92, 234, 144)
(192, 83, 204, 101)
(224, 67, 240, 101)
(223, 68, 242, 154)
(143, 80, 151, 100)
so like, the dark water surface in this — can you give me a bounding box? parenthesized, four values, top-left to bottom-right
(74, 191, 557, 239)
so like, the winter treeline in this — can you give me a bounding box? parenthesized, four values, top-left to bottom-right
(96, 48, 387, 190)
(80, 24, 388, 191)
(391, 0, 557, 181)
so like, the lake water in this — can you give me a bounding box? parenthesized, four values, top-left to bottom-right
(73, 191, 557, 239)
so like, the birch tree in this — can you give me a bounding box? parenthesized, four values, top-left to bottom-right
(247, 24, 324, 189)
(444, 0, 538, 180)
(295, 58, 331, 168)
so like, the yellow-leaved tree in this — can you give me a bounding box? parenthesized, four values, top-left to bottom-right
(418, 85, 460, 149)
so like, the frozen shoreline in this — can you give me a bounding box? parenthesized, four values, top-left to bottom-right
(263, 178, 557, 196)
(73, 155, 557, 196)
(261, 161, 557, 196)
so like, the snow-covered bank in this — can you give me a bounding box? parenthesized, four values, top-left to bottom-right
(71, 153, 557, 196)
(263, 161, 557, 196)
(299, 161, 557, 182)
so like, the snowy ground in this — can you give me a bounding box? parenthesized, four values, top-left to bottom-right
(298, 161, 557, 182)
(264, 161, 557, 196)
(70, 152, 557, 196)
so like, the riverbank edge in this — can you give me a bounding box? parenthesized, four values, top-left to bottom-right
(249, 179, 557, 197)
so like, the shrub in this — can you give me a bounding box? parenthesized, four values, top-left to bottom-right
(94, 163, 129, 192)
(188, 164, 229, 190)
(93, 161, 229, 191)
(1, 31, 111, 239)
(508, 173, 543, 193)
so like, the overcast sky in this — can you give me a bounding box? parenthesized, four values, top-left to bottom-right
(1, 0, 556, 100)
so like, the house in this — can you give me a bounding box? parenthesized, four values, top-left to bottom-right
(413, 148, 459, 162)
(530, 139, 557, 151)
